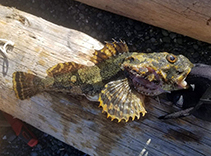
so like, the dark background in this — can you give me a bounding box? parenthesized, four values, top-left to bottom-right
(0, 0, 210, 156)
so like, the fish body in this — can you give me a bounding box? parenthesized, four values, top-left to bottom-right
(13, 41, 193, 122)
(46, 52, 131, 97)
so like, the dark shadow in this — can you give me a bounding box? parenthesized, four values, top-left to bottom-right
(164, 128, 202, 143)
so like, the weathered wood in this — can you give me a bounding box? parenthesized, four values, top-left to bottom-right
(76, 0, 211, 44)
(0, 5, 211, 156)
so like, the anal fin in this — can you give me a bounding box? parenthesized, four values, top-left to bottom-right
(99, 78, 146, 122)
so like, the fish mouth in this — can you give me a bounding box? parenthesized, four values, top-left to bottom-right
(175, 67, 191, 89)
(123, 65, 165, 96)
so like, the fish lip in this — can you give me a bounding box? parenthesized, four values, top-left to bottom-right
(175, 67, 192, 89)
(177, 78, 188, 89)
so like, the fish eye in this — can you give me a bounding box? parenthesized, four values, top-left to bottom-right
(127, 56, 135, 62)
(166, 54, 177, 63)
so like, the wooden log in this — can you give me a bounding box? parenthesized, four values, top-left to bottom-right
(0, 5, 211, 156)
(76, 0, 211, 44)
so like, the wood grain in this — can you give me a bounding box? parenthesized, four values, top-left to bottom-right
(76, 0, 211, 44)
(0, 5, 211, 156)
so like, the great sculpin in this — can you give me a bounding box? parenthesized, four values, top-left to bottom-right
(13, 41, 194, 122)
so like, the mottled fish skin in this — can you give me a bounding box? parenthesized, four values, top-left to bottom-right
(12, 41, 194, 122)
(42, 52, 193, 98)
(43, 52, 132, 97)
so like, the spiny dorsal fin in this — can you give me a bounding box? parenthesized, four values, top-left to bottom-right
(91, 40, 129, 64)
(47, 62, 86, 77)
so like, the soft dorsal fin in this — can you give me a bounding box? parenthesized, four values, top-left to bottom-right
(90, 40, 129, 64)
(47, 62, 86, 77)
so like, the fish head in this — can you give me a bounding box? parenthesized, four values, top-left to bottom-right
(122, 52, 194, 96)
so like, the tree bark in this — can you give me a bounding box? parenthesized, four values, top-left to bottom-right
(76, 0, 211, 44)
(0, 5, 211, 156)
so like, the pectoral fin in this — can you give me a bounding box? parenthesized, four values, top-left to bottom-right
(99, 78, 146, 122)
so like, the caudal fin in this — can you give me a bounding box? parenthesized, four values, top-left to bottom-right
(13, 72, 43, 100)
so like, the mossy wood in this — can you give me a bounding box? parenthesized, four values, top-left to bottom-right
(76, 0, 211, 44)
(0, 5, 211, 156)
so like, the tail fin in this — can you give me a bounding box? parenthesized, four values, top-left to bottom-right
(12, 72, 43, 100)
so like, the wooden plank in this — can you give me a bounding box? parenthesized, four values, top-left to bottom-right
(0, 5, 211, 156)
(76, 0, 211, 44)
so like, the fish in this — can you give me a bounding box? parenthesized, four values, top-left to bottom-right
(12, 41, 194, 122)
